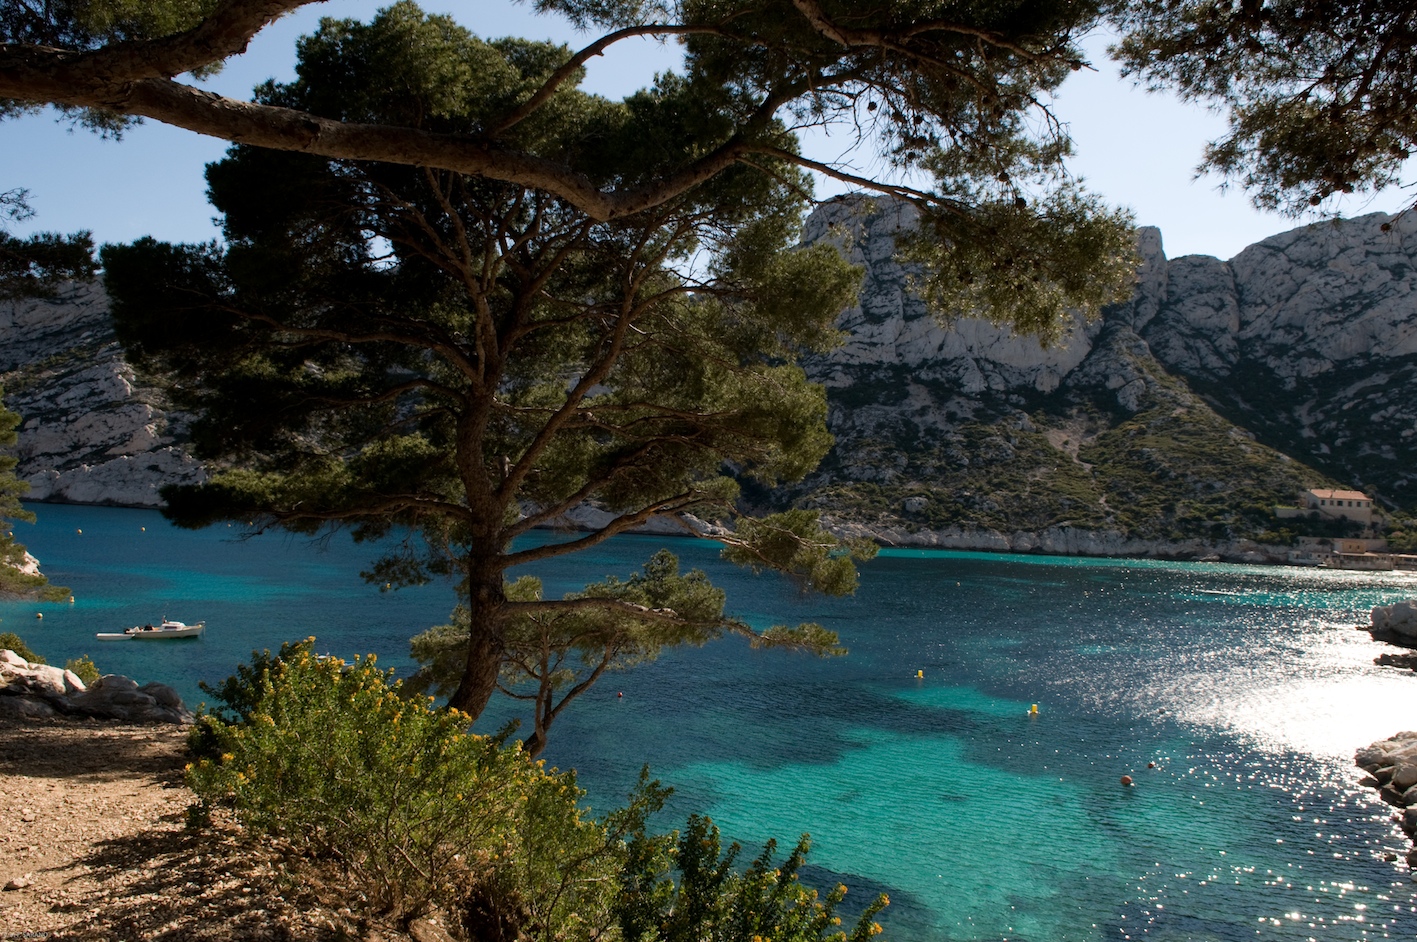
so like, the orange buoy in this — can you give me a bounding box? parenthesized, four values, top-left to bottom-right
(617, 692, 623, 698)
(1147, 761, 1156, 769)
(1121, 775, 1133, 786)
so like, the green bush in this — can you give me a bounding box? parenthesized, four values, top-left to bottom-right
(189, 641, 890, 941)
(187, 640, 626, 933)
(0, 631, 43, 663)
(63, 654, 100, 685)
(617, 815, 887, 942)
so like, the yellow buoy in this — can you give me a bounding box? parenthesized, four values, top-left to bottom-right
(916, 669, 924, 679)
(1029, 703, 1039, 715)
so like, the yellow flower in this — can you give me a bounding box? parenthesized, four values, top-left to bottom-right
(221, 752, 235, 763)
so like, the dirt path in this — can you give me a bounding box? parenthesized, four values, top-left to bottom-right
(0, 717, 415, 942)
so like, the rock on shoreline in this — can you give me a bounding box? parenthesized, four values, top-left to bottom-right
(1356, 731, 1417, 867)
(0, 649, 193, 724)
(1368, 600, 1417, 649)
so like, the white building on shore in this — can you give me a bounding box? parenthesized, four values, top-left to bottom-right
(1295, 488, 1377, 526)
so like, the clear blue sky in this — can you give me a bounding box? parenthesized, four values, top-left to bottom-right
(1, 1, 1409, 262)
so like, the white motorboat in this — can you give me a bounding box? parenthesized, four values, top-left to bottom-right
(96, 619, 205, 641)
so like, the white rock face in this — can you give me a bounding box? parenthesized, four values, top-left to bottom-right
(803, 197, 1097, 401)
(1130, 212, 1417, 501)
(1, 281, 206, 508)
(547, 503, 706, 536)
(0, 281, 112, 371)
(1128, 213, 1417, 377)
(4, 205, 1415, 554)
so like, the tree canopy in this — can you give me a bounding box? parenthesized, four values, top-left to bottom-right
(92, 0, 1140, 741)
(102, 2, 883, 729)
(0, 187, 95, 299)
(1112, 0, 1417, 216)
(4, 0, 1137, 335)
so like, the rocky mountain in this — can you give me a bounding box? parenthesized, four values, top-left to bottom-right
(2, 200, 1414, 559)
(765, 197, 1417, 557)
(1129, 212, 1417, 505)
(0, 282, 204, 507)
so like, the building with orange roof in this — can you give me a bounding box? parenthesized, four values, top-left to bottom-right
(1299, 488, 1376, 526)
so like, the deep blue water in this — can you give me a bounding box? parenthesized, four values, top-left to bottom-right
(6, 502, 1417, 940)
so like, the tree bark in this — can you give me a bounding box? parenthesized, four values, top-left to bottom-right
(446, 554, 506, 720)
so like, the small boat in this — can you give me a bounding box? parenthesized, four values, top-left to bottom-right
(96, 619, 205, 641)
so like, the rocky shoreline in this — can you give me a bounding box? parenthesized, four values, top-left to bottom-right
(0, 649, 193, 724)
(824, 518, 1290, 563)
(1354, 601, 1417, 870)
(13, 494, 1297, 566)
(1356, 731, 1417, 868)
(1366, 600, 1417, 649)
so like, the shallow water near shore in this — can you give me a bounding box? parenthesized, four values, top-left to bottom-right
(6, 502, 1417, 940)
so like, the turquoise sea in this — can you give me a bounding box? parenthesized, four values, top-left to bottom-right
(6, 502, 1417, 941)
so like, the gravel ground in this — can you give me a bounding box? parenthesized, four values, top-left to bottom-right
(0, 717, 447, 942)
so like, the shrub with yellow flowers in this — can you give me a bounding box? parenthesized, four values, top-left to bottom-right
(186, 640, 889, 941)
(186, 639, 628, 935)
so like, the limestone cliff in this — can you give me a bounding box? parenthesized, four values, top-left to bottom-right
(0, 282, 205, 508)
(1129, 212, 1417, 505)
(774, 197, 1416, 555)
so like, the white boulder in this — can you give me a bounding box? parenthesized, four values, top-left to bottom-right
(1371, 600, 1417, 640)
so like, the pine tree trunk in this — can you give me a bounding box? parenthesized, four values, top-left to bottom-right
(446, 555, 506, 720)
